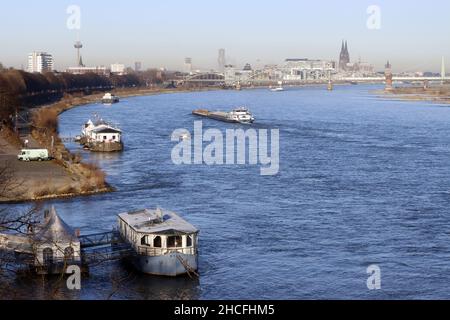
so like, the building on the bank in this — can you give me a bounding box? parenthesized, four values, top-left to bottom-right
(339, 40, 350, 71)
(111, 64, 126, 75)
(134, 62, 142, 72)
(27, 52, 54, 73)
(224, 64, 254, 85)
(343, 60, 375, 76)
(66, 66, 109, 76)
(282, 58, 336, 81)
(34, 207, 81, 267)
(218, 49, 226, 73)
(337, 41, 376, 77)
(184, 57, 193, 74)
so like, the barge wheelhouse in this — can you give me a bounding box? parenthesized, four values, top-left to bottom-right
(118, 208, 199, 277)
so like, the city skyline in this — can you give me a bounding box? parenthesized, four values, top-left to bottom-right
(0, 0, 449, 72)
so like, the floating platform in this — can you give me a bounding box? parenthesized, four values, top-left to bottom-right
(86, 141, 124, 152)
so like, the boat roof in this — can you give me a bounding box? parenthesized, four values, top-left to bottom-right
(34, 207, 79, 244)
(118, 208, 199, 235)
(92, 126, 122, 134)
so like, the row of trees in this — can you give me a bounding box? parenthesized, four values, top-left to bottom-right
(0, 69, 173, 124)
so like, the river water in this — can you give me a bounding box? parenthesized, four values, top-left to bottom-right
(2, 85, 450, 299)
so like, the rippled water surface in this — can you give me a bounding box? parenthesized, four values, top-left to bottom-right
(4, 85, 450, 299)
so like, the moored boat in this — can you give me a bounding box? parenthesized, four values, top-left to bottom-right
(80, 118, 123, 152)
(270, 81, 284, 92)
(102, 93, 120, 104)
(117, 208, 199, 277)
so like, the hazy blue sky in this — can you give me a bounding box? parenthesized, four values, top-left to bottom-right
(0, 0, 449, 72)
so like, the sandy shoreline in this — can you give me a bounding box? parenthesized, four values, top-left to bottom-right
(375, 85, 450, 105)
(0, 86, 220, 203)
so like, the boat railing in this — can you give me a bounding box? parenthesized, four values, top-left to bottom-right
(136, 246, 196, 256)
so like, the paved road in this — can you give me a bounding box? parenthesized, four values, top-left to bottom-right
(0, 130, 74, 201)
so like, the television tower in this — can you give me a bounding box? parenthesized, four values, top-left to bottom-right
(441, 56, 446, 85)
(74, 37, 84, 67)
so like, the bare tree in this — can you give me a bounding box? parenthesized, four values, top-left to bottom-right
(0, 161, 40, 297)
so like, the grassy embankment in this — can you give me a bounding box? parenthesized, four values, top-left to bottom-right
(0, 86, 218, 203)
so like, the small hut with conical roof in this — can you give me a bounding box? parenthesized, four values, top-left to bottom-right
(33, 207, 81, 270)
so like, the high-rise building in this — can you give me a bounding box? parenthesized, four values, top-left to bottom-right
(184, 57, 193, 74)
(135, 62, 142, 72)
(27, 52, 54, 73)
(338, 40, 350, 71)
(218, 49, 226, 73)
(111, 64, 126, 75)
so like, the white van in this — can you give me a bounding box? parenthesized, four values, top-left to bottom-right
(17, 149, 50, 162)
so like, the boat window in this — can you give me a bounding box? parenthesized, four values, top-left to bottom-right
(112, 136, 116, 140)
(153, 236, 162, 248)
(167, 236, 182, 248)
(103, 136, 107, 140)
(187, 235, 193, 247)
(141, 236, 148, 246)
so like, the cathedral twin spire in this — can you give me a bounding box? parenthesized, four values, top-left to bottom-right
(339, 40, 350, 70)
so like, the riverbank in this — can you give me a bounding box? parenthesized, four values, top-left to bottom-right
(0, 86, 221, 203)
(378, 85, 450, 104)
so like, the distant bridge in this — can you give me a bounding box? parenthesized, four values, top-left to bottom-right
(340, 76, 445, 83)
(181, 71, 447, 87)
(182, 72, 225, 85)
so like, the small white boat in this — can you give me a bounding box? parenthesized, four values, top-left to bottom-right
(270, 81, 284, 92)
(101, 93, 120, 104)
(271, 87, 284, 92)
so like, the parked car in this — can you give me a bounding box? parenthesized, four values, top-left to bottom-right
(17, 149, 50, 162)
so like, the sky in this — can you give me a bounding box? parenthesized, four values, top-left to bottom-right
(0, 0, 449, 72)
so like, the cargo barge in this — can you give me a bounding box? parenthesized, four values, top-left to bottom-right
(192, 107, 255, 124)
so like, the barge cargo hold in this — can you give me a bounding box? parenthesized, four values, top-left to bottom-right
(192, 107, 255, 124)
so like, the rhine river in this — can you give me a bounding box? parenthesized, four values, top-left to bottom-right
(4, 85, 450, 299)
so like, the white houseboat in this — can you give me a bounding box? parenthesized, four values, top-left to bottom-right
(81, 119, 123, 152)
(101, 93, 120, 104)
(118, 208, 199, 277)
